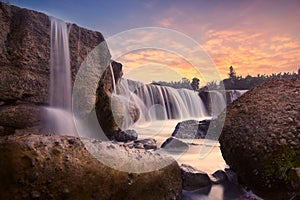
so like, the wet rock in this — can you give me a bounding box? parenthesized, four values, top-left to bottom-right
(172, 120, 210, 139)
(114, 129, 138, 142)
(219, 79, 300, 199)
(161, 137, 189, 153)
(180, 164, 211, 191)
(210, 170, 228, 184)
(95, 61, 123, 139)
(0, 134, 182, 199)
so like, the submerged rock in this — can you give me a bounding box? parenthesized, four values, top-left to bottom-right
(210, 170, 228, 184)
(219, 79, 300, 199)
(172, 119, 210, 139)
(161, 137, 189, 153)
(0, 134, 182, 199)
(180, 164, 211, 191)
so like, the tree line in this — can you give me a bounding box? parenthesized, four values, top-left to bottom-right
(151, 67, 300, 91)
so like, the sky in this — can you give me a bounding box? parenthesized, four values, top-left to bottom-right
(10, 0, 300, 84)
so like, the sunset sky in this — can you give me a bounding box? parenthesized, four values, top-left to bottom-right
(12, 0, 300, 84)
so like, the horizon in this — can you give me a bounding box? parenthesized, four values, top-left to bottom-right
(9, 0, 300, 83)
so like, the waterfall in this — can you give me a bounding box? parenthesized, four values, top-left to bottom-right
(109, 63, 116, 94)
(49, 17, 72, 111)
(230, 90, 248, 102)
(209, 91, 227, 117)
(114, 78, 208, 129)
(44, 17, 76, 135)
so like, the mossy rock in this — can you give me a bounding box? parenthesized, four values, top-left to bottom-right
(219, 79, 300, 199)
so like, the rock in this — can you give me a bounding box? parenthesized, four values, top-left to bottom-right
(172, 119, 210, 139)
(180, 164, 211, 191)
(30, 191, 41, 199)
(134, 138, 157, 150)
(114, 129, 138, 142)
(0, 2, 105, 135)
(290, 168, 300, 192)
(0, 103, 41, 130)
(95, 61, 123, 139)
(219, 79, 300, 199)
(210, 170, 228, 184)
(161, 137, 189, 153)
(124, 138, 157, 150)
(0, 134, 182, 199)
(198, 90, 241, 115)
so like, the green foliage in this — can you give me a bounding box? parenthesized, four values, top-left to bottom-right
(265, 148, 300, 181)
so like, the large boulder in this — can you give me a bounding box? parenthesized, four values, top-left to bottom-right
(0, 134, 182, 200)
(219, 79, 300, 199)
(0, 2, 105, 135)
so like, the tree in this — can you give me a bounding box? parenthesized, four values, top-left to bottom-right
(191, 77, 200, 91)
(228, 66, 236, 80)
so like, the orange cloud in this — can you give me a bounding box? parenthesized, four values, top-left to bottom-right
(149, 2, 300, 81)
(117, 49, 206, 84)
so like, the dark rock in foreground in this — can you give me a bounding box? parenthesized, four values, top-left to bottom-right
(219, 79, 300, 199)
(114, 129, 138, 142)
(180, 164, 211, 191)
(0, 134, 182, 200)
(172, 120, 210, 139)
(161, 137, 189, 153)
(133, 138, 157, 150)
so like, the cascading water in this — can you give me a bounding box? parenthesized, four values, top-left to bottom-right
(44, 17, 76, 135)
(209, 91, 227, 117)
(230, 90, 248, 102)
(109, 63, 116, 94)
(114, 78, 208, 129)
(49, 17, 72, 110)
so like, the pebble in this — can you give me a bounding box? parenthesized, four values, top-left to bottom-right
(287, 117, 294, 123)
(279, 138, 287, 145)
(63, 188, 69, 194)
(290, 141, 298, 146)
(30, 191, 40, 199)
